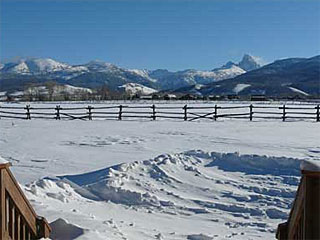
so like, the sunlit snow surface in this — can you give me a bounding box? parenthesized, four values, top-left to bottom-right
(0, 103, 319, 239)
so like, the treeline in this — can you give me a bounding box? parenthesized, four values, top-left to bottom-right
(2, 81, 319, 102)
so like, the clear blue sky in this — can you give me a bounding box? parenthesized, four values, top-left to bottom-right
(1, 0, 319, 70)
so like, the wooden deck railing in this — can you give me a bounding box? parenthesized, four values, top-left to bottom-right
(276, 170, 320, 240)
(0, 163, 51, 240)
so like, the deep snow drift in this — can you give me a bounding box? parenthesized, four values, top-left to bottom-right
(25, 151, 301, 239)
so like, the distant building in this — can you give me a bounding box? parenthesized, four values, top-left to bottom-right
(0, 91, 8, 101)
(179, 94, 197, 100)
(287, 95, 307, 101)
(226, 94, 239, 100)
(140, 95, 153, 100)
(164, 94, 177, 100)
(250, 95, 267, 101)
(208, 95, 224, 101)
(152, 94, 161, 100)
(7, 91, 24, 102)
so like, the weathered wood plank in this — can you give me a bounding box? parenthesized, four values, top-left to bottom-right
(3, 170, 38, 235)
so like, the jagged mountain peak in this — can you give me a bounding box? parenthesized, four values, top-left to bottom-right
(238, 54, 261, 71)
(213, 61, 237, 71)
(223, 61, 237, 68)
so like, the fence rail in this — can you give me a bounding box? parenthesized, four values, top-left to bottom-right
(0, 104, 319, 122)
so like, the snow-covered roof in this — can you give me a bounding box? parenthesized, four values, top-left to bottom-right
(9, 91, 24, 97)
(166, 94, 177, 98)
(300, 160, 320, 172)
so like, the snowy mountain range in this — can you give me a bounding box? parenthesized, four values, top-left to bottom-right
(0, 55, 260, 94)
(1, 54, 319, 98)
(170, 55, 320, 97)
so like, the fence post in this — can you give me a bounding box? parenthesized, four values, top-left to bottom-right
(183, 105, 188, 121)
(152, 104, 156, 120)
(214, 105, 218, 121)
(55, 105, 61, 120)
(25, 105, 31, 120)
(316, 105, 320, 122)
(118, 105, 123, 120)
(87, 106, 93, 120)
(282, 104, 286, 122)
(249, 104, 253, 121)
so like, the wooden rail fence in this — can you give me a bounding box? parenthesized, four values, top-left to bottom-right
(0, 104, 319, 122)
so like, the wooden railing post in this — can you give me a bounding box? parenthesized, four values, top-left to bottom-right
(11, 203, 15, 238)
(6, 195, 9, 231)
(152, 105, 156, 120)
(249, 104, 253, 121)
(118, 105, 123, 120)
(0, 171, 4, 239)
(55, 105, 61, 120)
(22, 222, 26, 240)
(17, 213, 21, 240)
(87, 106, 93, 120)
(25, 105, 31, 120)
(214, 105, 218, 121)
(36, 217, 50, 238)
(282, 104, 286, 122)
(316, 105, 320, 122)
(183, 105, 188, 121)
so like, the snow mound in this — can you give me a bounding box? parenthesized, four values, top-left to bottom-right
(24, 150, 304, 239)
(27, 151, 301, 218)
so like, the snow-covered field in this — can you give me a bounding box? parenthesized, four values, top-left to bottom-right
(0, 103, 319, 239)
